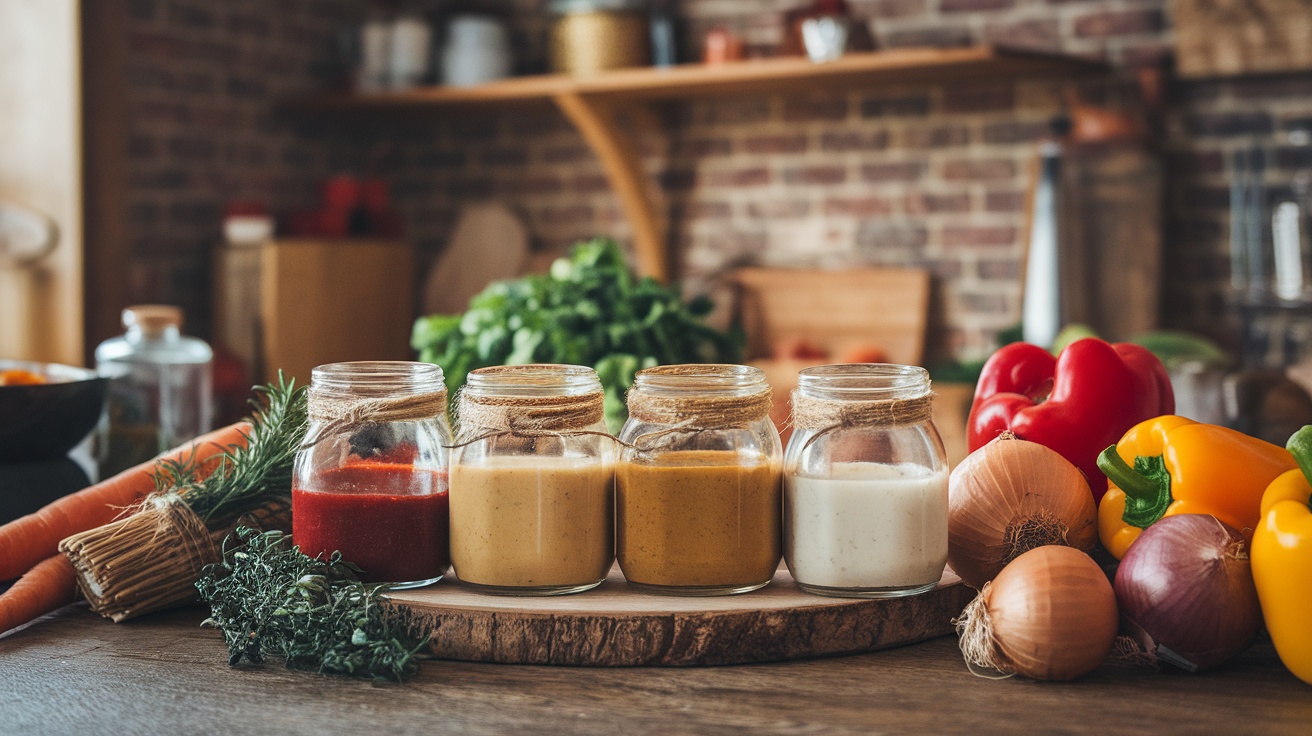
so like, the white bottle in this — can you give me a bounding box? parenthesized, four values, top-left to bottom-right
(359, 14, 394, 92)
(389, 12, 433, 89)
(95, 305, 213, 476)
(442, 15, 512, 87)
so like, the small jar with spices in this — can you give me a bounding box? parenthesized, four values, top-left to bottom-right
(292, 361, 451, 589)
(549, 0, 652, 74)
(784, 364, 948, 598)
(449, 364, 616, 595)
(616, 364, 782, 595)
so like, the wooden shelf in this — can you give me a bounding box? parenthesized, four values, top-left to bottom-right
(299, 46, 1102, 110)
(292, 46, 1106, 281)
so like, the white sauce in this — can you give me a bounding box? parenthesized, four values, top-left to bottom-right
(785, 462, 948, 591)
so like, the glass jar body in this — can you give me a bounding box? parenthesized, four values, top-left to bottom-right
(783, 365, 948, 598)
(549, 1, 651, 74)
(449, 365, 615, 596)
(95, 306, 214, 477)
(292, 362, 451, 589)
(616, 365, 783, 596)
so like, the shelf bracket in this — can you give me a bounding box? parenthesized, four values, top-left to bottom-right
(553, 92, 669, 282)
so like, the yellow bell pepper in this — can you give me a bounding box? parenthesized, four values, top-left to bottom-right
(1096, 415, 1297, 559)
(1252, 425, 1312, 686)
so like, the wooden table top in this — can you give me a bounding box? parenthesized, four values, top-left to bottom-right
(2, 603, 1309, 735)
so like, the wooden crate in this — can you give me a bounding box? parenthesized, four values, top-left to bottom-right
(1056, 145, 1163, 340)
(730, 267, 930, 365)
(730, 267, 932, 448)
(1175, 0, 1312, 77)
(215, 238, 416, 386)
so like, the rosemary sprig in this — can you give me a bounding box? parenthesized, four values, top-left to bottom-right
(155, 375, 308, 526)
(197, 527, 429, 682)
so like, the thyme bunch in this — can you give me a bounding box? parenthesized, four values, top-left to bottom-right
(197, 527, 429, 682)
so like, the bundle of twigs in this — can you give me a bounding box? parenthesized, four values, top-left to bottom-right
(59, 379, 307, 622)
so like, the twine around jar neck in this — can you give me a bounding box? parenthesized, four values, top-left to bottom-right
(304, 386, 448, 447)
(626, 385, 773, 430)
(623, 366, 773, 454)
(453, 387, 608, 447)
(790, 388, 934, 452)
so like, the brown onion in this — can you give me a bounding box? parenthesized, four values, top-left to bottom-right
(955, 545, 1118, 680)
(948, 435, 1097, 590)
(1114, 514, 1260, 672)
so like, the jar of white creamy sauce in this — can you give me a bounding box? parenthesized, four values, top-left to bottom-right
(783, 364, 948, 598)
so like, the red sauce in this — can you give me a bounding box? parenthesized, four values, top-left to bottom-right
(292, 462, 449, 584)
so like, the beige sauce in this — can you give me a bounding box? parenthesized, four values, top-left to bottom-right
(450, 455, 614, 590)
(616, 450, 781, 590)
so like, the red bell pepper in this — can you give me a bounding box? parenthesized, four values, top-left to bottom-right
(967, 338, 1174, 500)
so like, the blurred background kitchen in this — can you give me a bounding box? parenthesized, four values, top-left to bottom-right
(5, 0, 1312, 468)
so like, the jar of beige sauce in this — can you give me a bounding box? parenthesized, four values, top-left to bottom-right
(784, 364, 948, 598)
(616, 364, 782, 596)
(449, 364, 615, 595)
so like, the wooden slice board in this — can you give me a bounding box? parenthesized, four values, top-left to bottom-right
(387, 565, 973, 667)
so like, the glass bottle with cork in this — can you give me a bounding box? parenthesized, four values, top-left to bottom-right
(292, 361, 451, 589)
(95, 305, 213, 476)
(449, 364, 616, 595)
(616, 364, 782, 595)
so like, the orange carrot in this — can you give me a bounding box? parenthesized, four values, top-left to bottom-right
(0, 422, 251, 582)
(0, 554, 78, 635)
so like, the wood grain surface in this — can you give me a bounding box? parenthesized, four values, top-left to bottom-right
(1174, 0, 1312, 77)
(2, 604, 1310, 736)
(389, 565, 972, 666)
(293, 47, 1103, 110)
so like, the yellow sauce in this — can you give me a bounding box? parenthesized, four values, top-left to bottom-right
(616, 450, 781, 591)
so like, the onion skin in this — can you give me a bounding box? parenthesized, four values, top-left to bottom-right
(1114, 514, 1260, 672)
(959, 545, 1118, 680)
(949, 436, 1098, 590)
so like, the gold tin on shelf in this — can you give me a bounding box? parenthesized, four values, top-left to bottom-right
(549, 0, 651, 75)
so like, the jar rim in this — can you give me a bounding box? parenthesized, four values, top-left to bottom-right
(549, 0, 648, 15)
(633, 363, 766, 395)
(797, 363, 930, 398)
(311, 361, 446, 396)
(465, 363, 601, 397)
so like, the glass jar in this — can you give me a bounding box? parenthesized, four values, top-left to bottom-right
(549, 0, 651, 74)
(784, 364, 948, 598)
(616, 364, 782, 595)
(292, 361, 451, 589)
(449, 364, 615, 595)
(1271, 126, 1312, 304)
(95, 305, 213, 477)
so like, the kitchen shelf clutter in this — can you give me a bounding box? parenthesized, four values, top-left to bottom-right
(293, 46, 1106, 281)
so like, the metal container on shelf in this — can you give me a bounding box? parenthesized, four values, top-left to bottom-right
(1230, 126, 1312, 368)
(549, 0, 651, 75)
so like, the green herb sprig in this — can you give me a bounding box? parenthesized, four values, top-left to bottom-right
(197, 527, 429, 682)
(411, 237, 742, 430)
(154, 376, 308, 526)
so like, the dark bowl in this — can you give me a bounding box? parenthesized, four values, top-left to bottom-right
(0, 359, 107, 463)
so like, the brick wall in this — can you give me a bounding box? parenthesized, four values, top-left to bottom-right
(1162, 75, 1312, 337)
(119, 0, 363, 337)
(381, 79, 1073, 360)
(117, 0, 1312, 362)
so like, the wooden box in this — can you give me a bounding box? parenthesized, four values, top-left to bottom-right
(1056, 145, 1163, 340)
(729, 267, 932, 448)
(214, 238, 416, 386)
(730, 267, 930, 365)
(1175, 0, 1312, 77)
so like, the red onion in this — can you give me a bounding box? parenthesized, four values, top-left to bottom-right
(1113, 514, 1261, 672)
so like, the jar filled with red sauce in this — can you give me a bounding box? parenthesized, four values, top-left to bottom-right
(292, 361, 451, 588)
